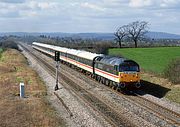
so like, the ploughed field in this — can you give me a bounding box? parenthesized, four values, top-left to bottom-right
(109, 47, 180, 74)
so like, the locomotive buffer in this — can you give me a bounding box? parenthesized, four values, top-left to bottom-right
(54, 51, 60, 91)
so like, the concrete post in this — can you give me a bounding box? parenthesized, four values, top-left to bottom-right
(20, 82, 25, 98)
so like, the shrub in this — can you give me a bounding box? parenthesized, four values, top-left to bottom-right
(164, 58, 180, 84)
(94, 43, 112, 54)
(0, 40, 19, 50)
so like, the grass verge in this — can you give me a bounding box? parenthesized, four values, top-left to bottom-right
(141, 73, 180, 104)
(165, 87, 180, 104)
(0, 49, 66, 127)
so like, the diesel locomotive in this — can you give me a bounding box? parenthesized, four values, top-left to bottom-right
(32, 42, 141, 90)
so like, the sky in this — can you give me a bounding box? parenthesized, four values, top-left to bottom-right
(0, 0, 180, 34)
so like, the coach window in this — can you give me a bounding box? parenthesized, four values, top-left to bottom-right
(88, 60, 91, 65)
(95, 63, 98, 68)
(80, 58, 82, 63)
(76, 57, 79, 62)
(83, 59, 86, 64)
(106, 67, 110, 72)
(98, 63, 103, 69)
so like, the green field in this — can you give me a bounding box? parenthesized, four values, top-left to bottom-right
(109, 47, 180, 74)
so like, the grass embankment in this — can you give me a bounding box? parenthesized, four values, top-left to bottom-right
(109, 47, 180, 103)
(0, 49, 65, 127)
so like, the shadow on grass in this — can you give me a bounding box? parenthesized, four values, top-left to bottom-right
(139, 80, 171, 98)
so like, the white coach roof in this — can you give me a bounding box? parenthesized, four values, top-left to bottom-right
(77, 51, 101, 60)
(33, 42, 55, 49)
(32, 42, 103, 60)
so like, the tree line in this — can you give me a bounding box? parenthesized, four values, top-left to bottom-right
(0, 37, 19, 50)
(114, 21, 149, 48)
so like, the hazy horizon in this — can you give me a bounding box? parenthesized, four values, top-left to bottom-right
(0, 0, 180, 34)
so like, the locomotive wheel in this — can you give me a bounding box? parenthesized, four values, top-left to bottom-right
(109, 81, 113, 88)
(105, 79, 109, 86)
(113, 86, 117, 90)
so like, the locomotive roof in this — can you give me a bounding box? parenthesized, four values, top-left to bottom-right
(98, 56, 139, 66)
(98, 56, 126, 66)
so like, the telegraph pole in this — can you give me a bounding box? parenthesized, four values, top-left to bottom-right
(54, 51, 60, 91)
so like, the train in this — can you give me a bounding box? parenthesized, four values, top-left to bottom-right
(32, 42, 141, 90)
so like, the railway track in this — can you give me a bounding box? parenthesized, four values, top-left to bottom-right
(127, 92, 180, 125)
(19, 43, 137, 127)
(20, 43, 180, 127)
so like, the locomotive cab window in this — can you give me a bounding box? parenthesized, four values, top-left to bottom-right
(119, 65, 139, 72)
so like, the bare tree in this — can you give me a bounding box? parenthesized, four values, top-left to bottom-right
(114, 25, 128, 48)
(127, 21, 149, 48)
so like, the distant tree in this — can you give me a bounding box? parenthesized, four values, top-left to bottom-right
(127, 21, 149, 48)
(114, 25, 128, 48)
(94, 42, 112, 54)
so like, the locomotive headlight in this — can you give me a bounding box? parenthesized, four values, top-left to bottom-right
(120, 74, 123, 78)
(136, 74, 139, 78)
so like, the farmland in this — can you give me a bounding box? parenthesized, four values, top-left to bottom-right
(109, 47, 180, 74)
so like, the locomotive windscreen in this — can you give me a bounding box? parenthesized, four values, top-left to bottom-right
(119, 65, 139, 72)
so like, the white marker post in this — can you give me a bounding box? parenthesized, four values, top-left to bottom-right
(20, 82, 25, 98)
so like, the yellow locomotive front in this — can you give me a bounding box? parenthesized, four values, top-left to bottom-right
(118, 60, 141, 89)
